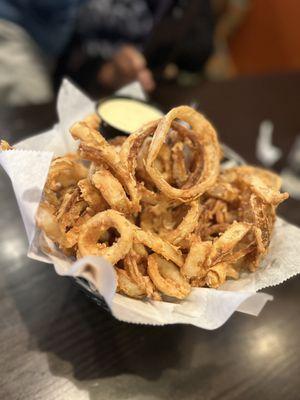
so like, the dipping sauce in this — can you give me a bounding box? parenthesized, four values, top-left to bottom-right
(97, 97, 163, 134)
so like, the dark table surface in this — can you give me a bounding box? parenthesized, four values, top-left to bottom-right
(1, 73, 300, 400)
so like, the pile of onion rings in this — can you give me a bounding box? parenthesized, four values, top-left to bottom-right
(17, 106, 288, 301)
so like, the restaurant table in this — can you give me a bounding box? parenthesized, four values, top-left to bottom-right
(1, 73, 300, 400)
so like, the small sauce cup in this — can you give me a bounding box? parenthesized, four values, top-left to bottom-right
(96, 96, 163, 138)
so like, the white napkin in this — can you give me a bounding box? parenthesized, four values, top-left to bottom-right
(1, 79, 299, 329)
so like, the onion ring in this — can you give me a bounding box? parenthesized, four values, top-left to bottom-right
(124, 252, 160, 300)
(171, 141, 188, 187)
(116, 268, 145, 299)
(240, 174, 288, 206)
(120, 120, 159, 205)
(36, 202, 72, 249)
(83, 113, 101, 130)
(70, 121, 140, 213)
(233, 166, 282, 191)
(133, 227, 184, 267)
(78, 210, 133, 264)
(147, 254, 190, 299)
(160, 200, 201, 245)
(145, 106, 220, 201)
(207, 222, 252, 266)
(91, 165, 131, 214)
(31, 105, 290, 300)
(0, 139, 13, 150)
(44, 155, 87, 208)
(108, 135, 127, 152)
(182, 238, 212, 279)
(205, 262, 238, 288)
(77, 178, 108, 213)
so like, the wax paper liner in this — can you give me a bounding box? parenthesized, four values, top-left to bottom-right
(1, 79, 299, 330)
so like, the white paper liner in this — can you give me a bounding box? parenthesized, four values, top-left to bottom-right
(1, 79, 299, 329)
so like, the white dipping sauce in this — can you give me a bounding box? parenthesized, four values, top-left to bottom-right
(98, 98, 163, 133)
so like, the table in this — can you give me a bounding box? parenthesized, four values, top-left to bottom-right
(1, 73, 300, 400)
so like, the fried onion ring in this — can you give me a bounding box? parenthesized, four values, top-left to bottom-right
(133, 227, 184, 267)
(182, 238, 212, 279)
(171, 141, 188, 187)
(145, 106, 220, 201)
(78, 178, 108, 213)
(31, 104, 289, 301)
(123, 252, 160, 300)
(205, 262, 239, 288)
(116, 268, 145, 299)
(0, 139, 13, 150)
(36, 202, 72, 249)
(160, 200, 201, 245)
(78, 210, 133, 264)
(91, 165, 131, 214)
(207, 222, 252, 266)
(70, 121, 140, 213)
(147, 254, 190, 299)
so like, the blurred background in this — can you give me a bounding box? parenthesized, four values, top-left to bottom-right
(0, 0, 300, 105)
(1, 2, 300, 399)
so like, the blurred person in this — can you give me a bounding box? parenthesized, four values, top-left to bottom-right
(0, 0, 248, 106)
(0, 1, 143, 103)
(0, 0, 214, 105)
(0, 0, 87, 105)
(60, 0, 215, 93)
(71, 0, 249, 91)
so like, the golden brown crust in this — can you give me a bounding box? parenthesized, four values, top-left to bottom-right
(34, 105, 288, 300)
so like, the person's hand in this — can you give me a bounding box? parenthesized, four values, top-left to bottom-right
(98, 45, 155, 92)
